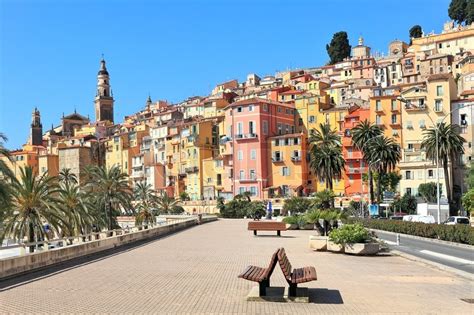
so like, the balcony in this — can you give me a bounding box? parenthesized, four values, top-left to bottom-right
(185, 166, 199, 173)
(344, 151, 363, 160)
(240, 177, 258, 183)
(291, 156, 302, 162)
(390, 106, 400, 113)
(245, 133, 258, 139)
(390, 121, 402, 128)
(346, 167, 365, 174)
(375, 107, 384, 114)
(404, 103, 426, 111)
(234, 134, 244, 140)
(272, 157, 284, 163)
(131, 171, 144, 178)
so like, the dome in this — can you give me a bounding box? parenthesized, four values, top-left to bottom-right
(98, 69, 109, 75)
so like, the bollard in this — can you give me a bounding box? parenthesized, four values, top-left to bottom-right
(20, 245, 26, 256)
(396, 233, 400, 246)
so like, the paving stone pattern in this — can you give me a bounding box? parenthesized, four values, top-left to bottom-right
(1, 219, 472, 314)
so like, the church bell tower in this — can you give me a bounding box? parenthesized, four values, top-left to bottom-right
(94, 58, 114, 123)
(30, 107, 43, 146)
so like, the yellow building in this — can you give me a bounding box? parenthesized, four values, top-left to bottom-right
(0, 144, 44, 180)
(398, 74, 457, 198)
(370, 88, 403, 144)
(38, 153, 59, 177)
(105, 133, 130, 175)
(267, 133, 308, 197)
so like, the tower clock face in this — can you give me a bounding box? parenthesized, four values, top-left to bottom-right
(392, 48, 399, 55)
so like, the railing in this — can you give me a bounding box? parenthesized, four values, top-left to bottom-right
(0, 217, 197, 259)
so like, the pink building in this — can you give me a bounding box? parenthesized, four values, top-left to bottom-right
(224, 98, 296, 199)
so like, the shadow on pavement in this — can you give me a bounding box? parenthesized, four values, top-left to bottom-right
(309, 288, 344, 304)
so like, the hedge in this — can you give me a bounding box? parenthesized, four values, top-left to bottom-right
(347, 218, 474, 245)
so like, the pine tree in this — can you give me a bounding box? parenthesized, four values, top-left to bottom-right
(326, 31, 351, 65)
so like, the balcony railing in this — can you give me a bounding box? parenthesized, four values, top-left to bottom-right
(185, 166, 199, 173)
(291, 156, 302, 162)
(272, 157, 284, 163)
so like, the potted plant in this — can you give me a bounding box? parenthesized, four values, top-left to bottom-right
(282, 215, 299, 229)
(328, 224, 379, 255)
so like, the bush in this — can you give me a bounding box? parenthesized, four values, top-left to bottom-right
(282, 215, 306, 228)
(247, 201, 266, 219)
(329, 224, 371, 245)
(282, 197, 313, 215)
(347, 218, 474, 245)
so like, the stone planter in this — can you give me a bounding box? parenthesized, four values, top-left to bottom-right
(301, 223, 314, 230)
(344, 243, 380, 255)
(327, 240, 344, 253)
(286, 224, 298, 230)
(309, 236, 328, 251)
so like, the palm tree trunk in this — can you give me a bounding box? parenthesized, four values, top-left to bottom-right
(28, 222, 35, 253)
(376, 171, 382, 204)
(442, 156, 453, 215)
(368, 168, 375, 204)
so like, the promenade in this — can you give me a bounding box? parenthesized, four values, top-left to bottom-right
(0, 219, 471, 314)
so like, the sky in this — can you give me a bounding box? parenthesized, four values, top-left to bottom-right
(0, 0, 452, 149)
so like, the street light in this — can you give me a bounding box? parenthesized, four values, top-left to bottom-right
(397, 97, 473, 224)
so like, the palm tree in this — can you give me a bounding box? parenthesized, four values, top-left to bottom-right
(135, 205, 156, 228)
(85, 165, 133, 231)
(2, 167, 62, 252)
(366, 136, 401, 203)
(57, 181, 94, 242)
(309, 123, 345, 192)
(421, 123, 465, 209)
(351, 120, 383, 204)
(0, 133, 14, 207)
(134, 182, 158, 215)
(155, 192, 179, 214)
(58, 168, 78, 186)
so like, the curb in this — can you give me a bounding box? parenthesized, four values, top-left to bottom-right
(370, 229, 474, 250)
(390, 249, 474, 282)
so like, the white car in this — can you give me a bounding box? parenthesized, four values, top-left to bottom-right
(444, 216, 470, 225)
(403, 215, 436, 224)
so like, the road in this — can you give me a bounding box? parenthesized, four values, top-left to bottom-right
(374, 230, 474, 274)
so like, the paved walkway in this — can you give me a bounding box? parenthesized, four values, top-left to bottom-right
(1, 219, 472, 314)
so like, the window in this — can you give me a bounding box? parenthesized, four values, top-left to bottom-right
(436, 85, 443, 96)
(375, 100, 381, 111)
(376, 115, 382, 125)
(406, 121, 413, 129)
(309, 115, 315, 123)
(249, 169, 256, 180)
(237, 107, 243, 113)
(273, 151, 282, 161)
(237, 122, 243, 135)
(406, 188, 412, 195)
(435, 99, 443, 112)
(249, 121, 255, 134)
(282, 167, 290, 176)
(248, 105, 254, 112)
(391, 114, 397, 124)
(428, 169, 434, 178)
(263, 120, 268, 135)
(277, 107, 282, 113)
(239, 187, 246, 195)
(239, 170, 245, 180)
(238, 150, 243, 160)
(217, 174, 222, 186)
(250, 149, 256, 160)
(250, 186, 257, 196)
(419, 119, 426, 128)
(391, 99, 397, 111)
(405, 171, 412, 180)
(262, 104, 268, 112)
(277, 123, 283, 135)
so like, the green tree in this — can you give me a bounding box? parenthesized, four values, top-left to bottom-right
(462, 188, 474, 213)
(309, 123, 345, 195)
(392, 193, 417, 214)
(1, 167, 62, 252)
(467, 0, 474, 24)
(418, 182, 442, 203)
(282, 197, 313, 216)
(57, 181, 94, 242)
(312, 189, 335, 210)
(421, 123, 465, 210)
(351, 120, 383, 204)
(466, 162, 474, 189)
(448, 0, 467, 24)
(155, 192, 179, 214)
(58, 168, 78, 186)
(326, 31, 351, 64)
(409, 25, 423, 39)
(179, 191, 190, 201)
(134, 182, 157, 211)
(0, 133, 13, 210)
(367, 136, 401, 203)
(247, 201, 266, 219)
(85, 165, 133, 231)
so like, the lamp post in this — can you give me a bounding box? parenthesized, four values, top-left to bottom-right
(397, 97, 473, 224)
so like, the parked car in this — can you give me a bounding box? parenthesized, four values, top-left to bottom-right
(443, 216, 470, 225)
(403, 215, 436, 224)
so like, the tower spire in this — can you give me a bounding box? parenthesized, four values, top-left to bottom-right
(95, 57, 114, 123)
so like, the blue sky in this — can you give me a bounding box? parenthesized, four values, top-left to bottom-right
(0, 0, 451, 149)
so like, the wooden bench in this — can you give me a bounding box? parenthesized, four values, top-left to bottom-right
(277, 248, 317, 297)
(248, 221, 287, 236)
(238, 249, 279, 296)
